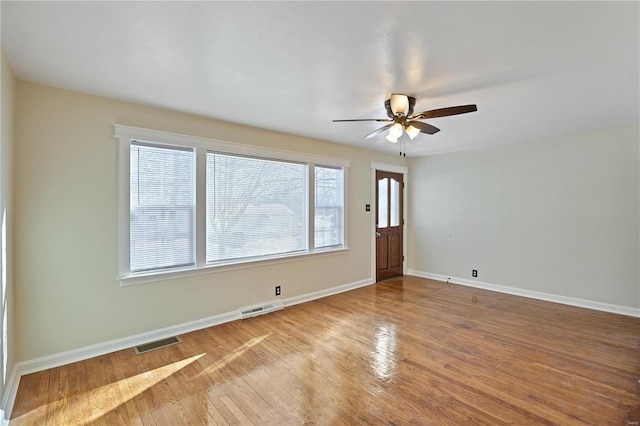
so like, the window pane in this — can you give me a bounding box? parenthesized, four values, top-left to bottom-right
(130, 142, 194, 272)
(314, 166, 344, 248)
(207, 153, 306, 263)
(378, 178, 388, 228)
(390, 178, 400, 227)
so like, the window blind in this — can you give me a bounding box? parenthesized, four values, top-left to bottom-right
(314, 166, 344, 248)
(206, 152, 306, 263)
(130, 141, 195, 272)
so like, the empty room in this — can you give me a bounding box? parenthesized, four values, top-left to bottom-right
(0, 1, 638, 424)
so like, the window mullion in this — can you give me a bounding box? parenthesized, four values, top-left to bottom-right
(308, 163, 315, 251)
(342, 167, 348, 246)
(195, 147, 207, 267)
(119, 137, 131, 277)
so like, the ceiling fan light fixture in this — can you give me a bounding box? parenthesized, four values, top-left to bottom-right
(389, 94, 409, 116)
(385, 133, 399, 143)
(386, 122, 404, 143)
(405, 124, 420, 140)
(389, 122, 404, 139)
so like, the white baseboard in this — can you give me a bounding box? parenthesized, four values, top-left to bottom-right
(283, 278, 374, 307)
(1, 365, 19, 424)
(408, 269, 640, 318)
(1, 276, 375, 422)
(15, 310, 240, 378)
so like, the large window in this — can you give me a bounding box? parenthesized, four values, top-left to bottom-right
(206, 153, 306, 263)
(116, 125, 348, 284)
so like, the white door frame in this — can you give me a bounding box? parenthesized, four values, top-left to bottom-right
(370, 162, 409, 281)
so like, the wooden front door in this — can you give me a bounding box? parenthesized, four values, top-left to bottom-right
(376, 170, 404, 281)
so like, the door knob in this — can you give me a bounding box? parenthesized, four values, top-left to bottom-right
(376, 232, 381, 237)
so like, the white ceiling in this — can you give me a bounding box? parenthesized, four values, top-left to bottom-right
(1, 1, 638, 157)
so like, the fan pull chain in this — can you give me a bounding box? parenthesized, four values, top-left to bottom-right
(399, 139, 406, 157)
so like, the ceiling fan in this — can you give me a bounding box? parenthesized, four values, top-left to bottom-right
(333, 94, 477, 143)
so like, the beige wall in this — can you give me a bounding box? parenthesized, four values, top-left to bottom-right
(408, 126, 640, 308)
(0, 49, 16, 416)
(14, 81, 406, 361)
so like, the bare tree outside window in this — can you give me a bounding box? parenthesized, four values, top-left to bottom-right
(206, 153, 306, 263)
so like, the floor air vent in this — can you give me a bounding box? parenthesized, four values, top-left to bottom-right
(240, 300, 284, 319)
(134, 336, 182, 354)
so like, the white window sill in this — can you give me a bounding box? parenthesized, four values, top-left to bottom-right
(119, 246, 349, 287)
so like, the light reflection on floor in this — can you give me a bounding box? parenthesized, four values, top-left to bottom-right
(372, 323, 397, 381)
(196, 333, 271, 378)
(12, 353, 205, 424)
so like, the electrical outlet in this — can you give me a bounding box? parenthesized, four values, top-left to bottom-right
(275, 285, 281, 296)
(472, 270, 478, 278)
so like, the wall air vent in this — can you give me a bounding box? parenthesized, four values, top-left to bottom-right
(134, 336, 182, 354)
(239, 300, 284, 319)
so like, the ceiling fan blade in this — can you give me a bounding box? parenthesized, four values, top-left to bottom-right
(411, 104, 477, 120)
(364, 123, 394, 139)
(332, 118, 392, 122)
(408, 120, 440, 135)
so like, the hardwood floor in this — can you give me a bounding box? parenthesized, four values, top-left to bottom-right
(11, 276, 640, 425)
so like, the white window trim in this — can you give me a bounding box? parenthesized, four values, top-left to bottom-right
(115, 124, 350, 286)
